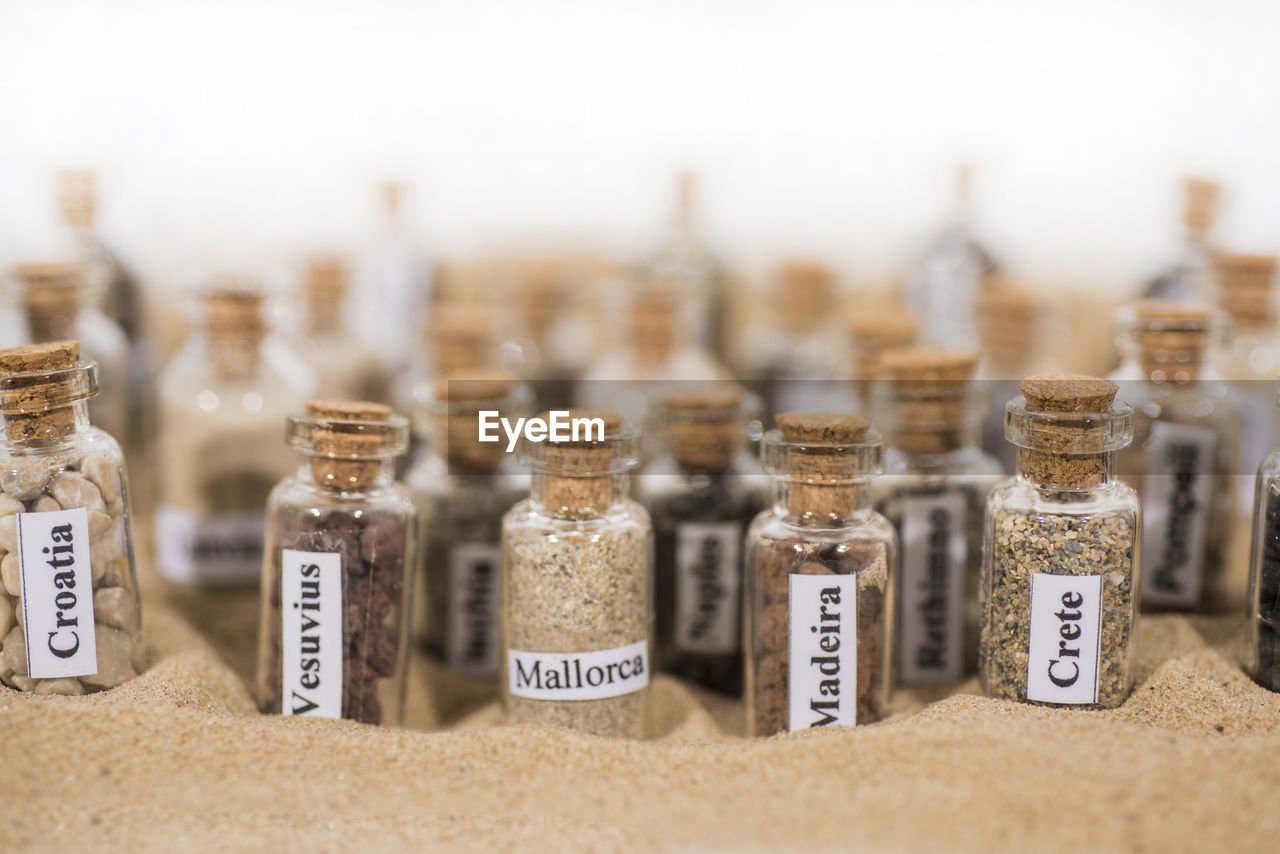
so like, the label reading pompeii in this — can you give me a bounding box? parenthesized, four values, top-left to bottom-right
(155, 505, 265, 584)
(508, 640, 650, 701)
(897, 492, 968, 684)
(1141, 422, 1216, 608)
(19, 507, 97, 679)
(1026, 572, 1103, 705)
(447, 542, 502, 676)
(281, 548, 344, 718)
(674, 521, 742, 655)
(789, 573, 858, 731)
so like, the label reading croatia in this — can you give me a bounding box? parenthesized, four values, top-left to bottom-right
(447, 542, 502, 676)
(19, 507, 97, 679)
(508, 640, 649, 701)
(897, 492, 968, 683)
(281, 548, 343, 718)
(674, 521, 741, 654)
(1026, 572, 1103, 705)
(1141, 422, 1216, 608)
(789, 573, 858, 731)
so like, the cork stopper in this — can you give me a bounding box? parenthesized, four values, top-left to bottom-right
(1183, 177, 1219, 235)
(0, 340, 92, 441)
(431, 371, 519, 473)
(768, 413, 880, 520)
(630, 287, 681, 366)
(305, 256, 348, 334)
(429, 303, 495, 373)
(776, 261, 835, 332)
(521, 409, 636, 516)
(661, 385, 750, 472)
(1009, 374, 1131, 489)
(203, 285, 267, 379)
(977, 281, 1040, 376)
(878, 348, 981, 454)
(11, 262, 86, 341)
(1213, 252, 1276, 325)
(847, 308, 919, 403)
(1123, 301, 1217, 382)
(292, 400, 405, 491)
(57, 169, 97, 230)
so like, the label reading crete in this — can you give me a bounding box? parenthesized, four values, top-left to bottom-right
(447, 543, 502, 676)
(1141, 422, 1216, 608)
(281, 548, 343, 718)
(508, 640, 649, 701)
(155, 505, 265, 584)
(789, 574, 857, 731)
(674, 521, 741, 655)
(19, 507, 97, 679)
(898, 492, 968, 683)
(1026, 573, 1103, 705)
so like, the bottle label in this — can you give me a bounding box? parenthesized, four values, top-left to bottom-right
(897, 492, 968, 684)
(280, 548, 344, 718)
(19, 507, 97, 679)
(1026, 572, 1103, 705)
(508, 640, 649, 701)
(447, 542, 502, 676)
(674, 521, 741, 655)
(788, 573, 858, 730)
(1140, 422, 1216, 608)
(155, 504, 265, 584)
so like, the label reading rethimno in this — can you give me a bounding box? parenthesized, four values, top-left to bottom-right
(1026, 572, 1103, 705)
(788, 573, 858, 731)
(447, 542, 502, 676)
(897, 492, 968, 683)
(19, 507, 97, 679)
(281, 548, 343, 718)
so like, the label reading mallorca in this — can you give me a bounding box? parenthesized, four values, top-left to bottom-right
(19, 507, 97, 679)
(674, 522, 742, 655)
(281, 548, 344, 718)
(1026, 572, 1103, 705)
(155, 505, 266, 584)
(508, 640, 649, 701)
(897, 492, 968, 684)
(789, 573, 858, 731)
(447, 543, 502, 676)
(1141, 422, 1216, 608)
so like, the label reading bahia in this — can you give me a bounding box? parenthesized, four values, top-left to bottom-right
(281, 548, 343, 718)
(508, 640, 649, 701)
(674, 521, 741, 655)
(1026, 572, 1103, 705)
(1141, 422, 1216, 608)
(789, 573, 857, 731)
(897, 492, 968, 683)
(19, 507, 97, 679)
(447, 542, 502, 676)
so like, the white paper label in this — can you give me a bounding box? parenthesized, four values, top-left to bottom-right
(1141, 422, 1216, 608)
(281, 548, 344, 718)
(897, 492, 968, 683)
(19, 507, 97, 679)
(1026, 573, 1103, 705)
(155, 504, 265, 584)
(508, 640, 649, 701)
(788, 573, 858, 731)
(674, 521, 742, 655)
(447, 542, 502, 676)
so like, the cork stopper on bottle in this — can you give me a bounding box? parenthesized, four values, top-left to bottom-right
(57, 169, 97, 230)
(1012, 374, 1127, 489)
(305, 256, 348, 334)
(776, 261, 834, 333)
(847, 308, 919, 396)
(661, 386, 748, 472)
(203, 284, 267, 379)
(301, 399, 397, 490)
(1127, 301, 1215, 382)
(879, 348, 981, 454)
(0, 340, 89, 441)
(428, 303, 495, 373)
(1213, 252, 1276, 326)
(1183, 177, 1219, 235)
(432, 371, 517, 473)
(531, 409, 632, 516)
(771, 412, 877, 520)
(630, 287, 680, 366)
(11, 262, 86, 342)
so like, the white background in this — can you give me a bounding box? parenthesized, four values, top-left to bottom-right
(1, 0, 1278, 292)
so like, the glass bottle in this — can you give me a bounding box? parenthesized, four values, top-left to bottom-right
(1247, 380, 1280, 693)
(1111, 301, 1240, 612)
(256, 400, 414, 725)
(5, 262, 131, 451)
(635, 386, 767, 695)
(980, 375, 1140, 709)
(155, 283, 315, 585)
(845, 307, 918, 411)
(872, 349, 1002, 692)
(408, 372, 530, 684)
(501, 411, 652, 738)
(0, 340, 142, 694)
(745, 413, 895, 736)
(1143, 177, 1219, 301)
(293, 256, 389, 402)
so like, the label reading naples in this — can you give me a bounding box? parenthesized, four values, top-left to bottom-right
(508, 640, 649, 701)
(19, 507, 97, 679)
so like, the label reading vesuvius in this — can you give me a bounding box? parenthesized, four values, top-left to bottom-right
(1026, 572, 1103, 705)
(19, 507, 97, 679)
(789, 573, 858, 730)
(155, 505, 265, 584)
(674, 521, 741, 655)
(1141, 422, 1216, 608)
(281, 548, 343, 718)
(508, 640, 649, 701)
(897, 492, 968, 683)
(447, 542, 502, 676)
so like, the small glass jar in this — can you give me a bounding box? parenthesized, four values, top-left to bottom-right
(0, 340, 142, 694)
(635, 386, 767, 695)
(256, 400, 414, 725)
(155, 283, 315, 585)
(1249, 383, 1280, 692)
(1111, 301, 1240, 612)
(501, 411, 652, 738)
(980, 375, 1140, 709)
(292, 257, 389, 403)
(745, 413, 895, 736)
(408, 373, 530, 681)
(872, 349, 1002, 692)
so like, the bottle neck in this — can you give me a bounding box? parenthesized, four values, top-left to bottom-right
(299, 456, 397, 494)
(771, 474, 871, 524)
(207, 328, 265, 381)
(531, 471, 629, 519)
(1, 400, 91, 444)
(1015, 449, 1117, 491)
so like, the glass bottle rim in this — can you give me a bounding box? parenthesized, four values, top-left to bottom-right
(0, 359, 100, 411)
(1003, 395, 1133, 453)
(286, 410, 410, 459)
(759, 426, 886, 477)
(516, 418, 641, 475)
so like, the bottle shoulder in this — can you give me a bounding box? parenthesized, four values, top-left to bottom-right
(987, 476, 1140, 517)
